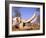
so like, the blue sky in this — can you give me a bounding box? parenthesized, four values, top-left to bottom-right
(12, 7, 40, 20)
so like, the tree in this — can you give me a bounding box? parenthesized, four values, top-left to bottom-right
(12, 7, 21, 18)
(15, 10, 21, 17)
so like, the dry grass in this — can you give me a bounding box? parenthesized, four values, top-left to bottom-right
(12, 23, 40, 31)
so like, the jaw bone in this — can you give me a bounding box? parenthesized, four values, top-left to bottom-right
(24, 13, 37, 23)
(12, 13, 37, 26)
